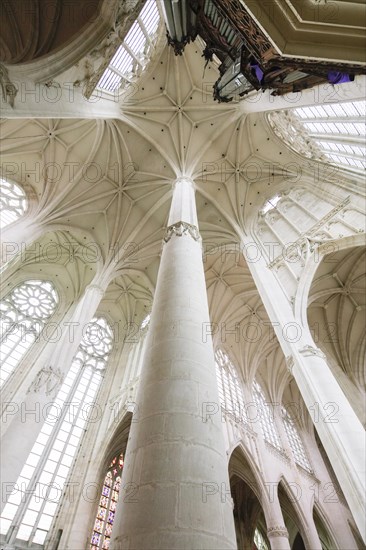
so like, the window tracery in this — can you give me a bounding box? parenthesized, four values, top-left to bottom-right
(97, 1, 160, 93)
(268, 100, 366, 172)
(215, 349, 246, 422)
(281, 406, 312, 472)
(0, 317, 114, 546)
(252, 380, 282, 451)
(0, 178, 27, 229)
(0, 280, 58, 387)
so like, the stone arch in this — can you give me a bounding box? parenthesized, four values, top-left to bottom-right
(229, 445, 270, 550)
(294, 233, 366, 330)
(277, 477, 312, 549)
(295, 235, 366, 424)
(312, 504, 338, 550)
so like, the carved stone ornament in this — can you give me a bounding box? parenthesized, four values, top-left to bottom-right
(299, 345, 326, 359)
(0, 64, 18, 108)
(164, 221, 201, 243)
(286, 355, 294, 374)
(28, 366, 64, 397)
(267, 197, 351, 269)
(267, 525, 289, 538)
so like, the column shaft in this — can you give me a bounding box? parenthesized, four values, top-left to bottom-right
(111, 178, 236, 549)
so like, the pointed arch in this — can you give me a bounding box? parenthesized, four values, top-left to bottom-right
(278, 477, 312, 549)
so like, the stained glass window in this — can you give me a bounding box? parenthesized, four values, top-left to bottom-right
(0, 317, 114, 546)
(215, 349, 246, 422)
(0, 178, 27, 229)
(0, 280, 58, 387)
(90, 453, 124, 550)
(282, 406, 312, 473)
(252, 380, 282, 451)
(97, 1, 160, 93)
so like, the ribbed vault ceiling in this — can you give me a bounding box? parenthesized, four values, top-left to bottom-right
(1, 41, 363, 403)
(308, 246, 366, 391)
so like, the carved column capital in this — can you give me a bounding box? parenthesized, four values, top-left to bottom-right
(267, 525, 289, 538)
(164, 221, 200, 243)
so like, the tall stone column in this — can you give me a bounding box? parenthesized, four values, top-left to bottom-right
(263, 485, 291, 550)
(243, 245, 366, 542)
(0, 281, 107, 514)
(111, 177, 237, 549)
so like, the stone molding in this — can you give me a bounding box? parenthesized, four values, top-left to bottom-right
(268, 197, 351, 269)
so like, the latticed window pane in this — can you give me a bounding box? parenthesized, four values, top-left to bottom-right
(268, 100, 366, 172)
(0, 178, 27, 229)
(282, 406, 312, 472)
(252, 380, 282, 451)
(90, 453, 124, 550)
(215, 349, 246, 421)
(97, 0, 160, 93)
(0, 317, 114, 545)
(0, 280, 58, 387)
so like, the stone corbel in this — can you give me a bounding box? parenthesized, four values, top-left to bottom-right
(0, 64, 18, 108)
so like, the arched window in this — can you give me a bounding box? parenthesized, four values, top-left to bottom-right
(215, 349, 245, 421)
(281, 406, 312, 472)
(90, 452, 124, 550)
(0, 178, 27, 228)
(0, 280, 58, 387)
(0, 317, 114, 546)
(252, 380, 282, 451)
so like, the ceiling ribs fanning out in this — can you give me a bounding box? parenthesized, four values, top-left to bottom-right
(308, 246, 366, 395)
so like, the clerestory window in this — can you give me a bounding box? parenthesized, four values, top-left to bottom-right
(0, 280, 58, 387)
